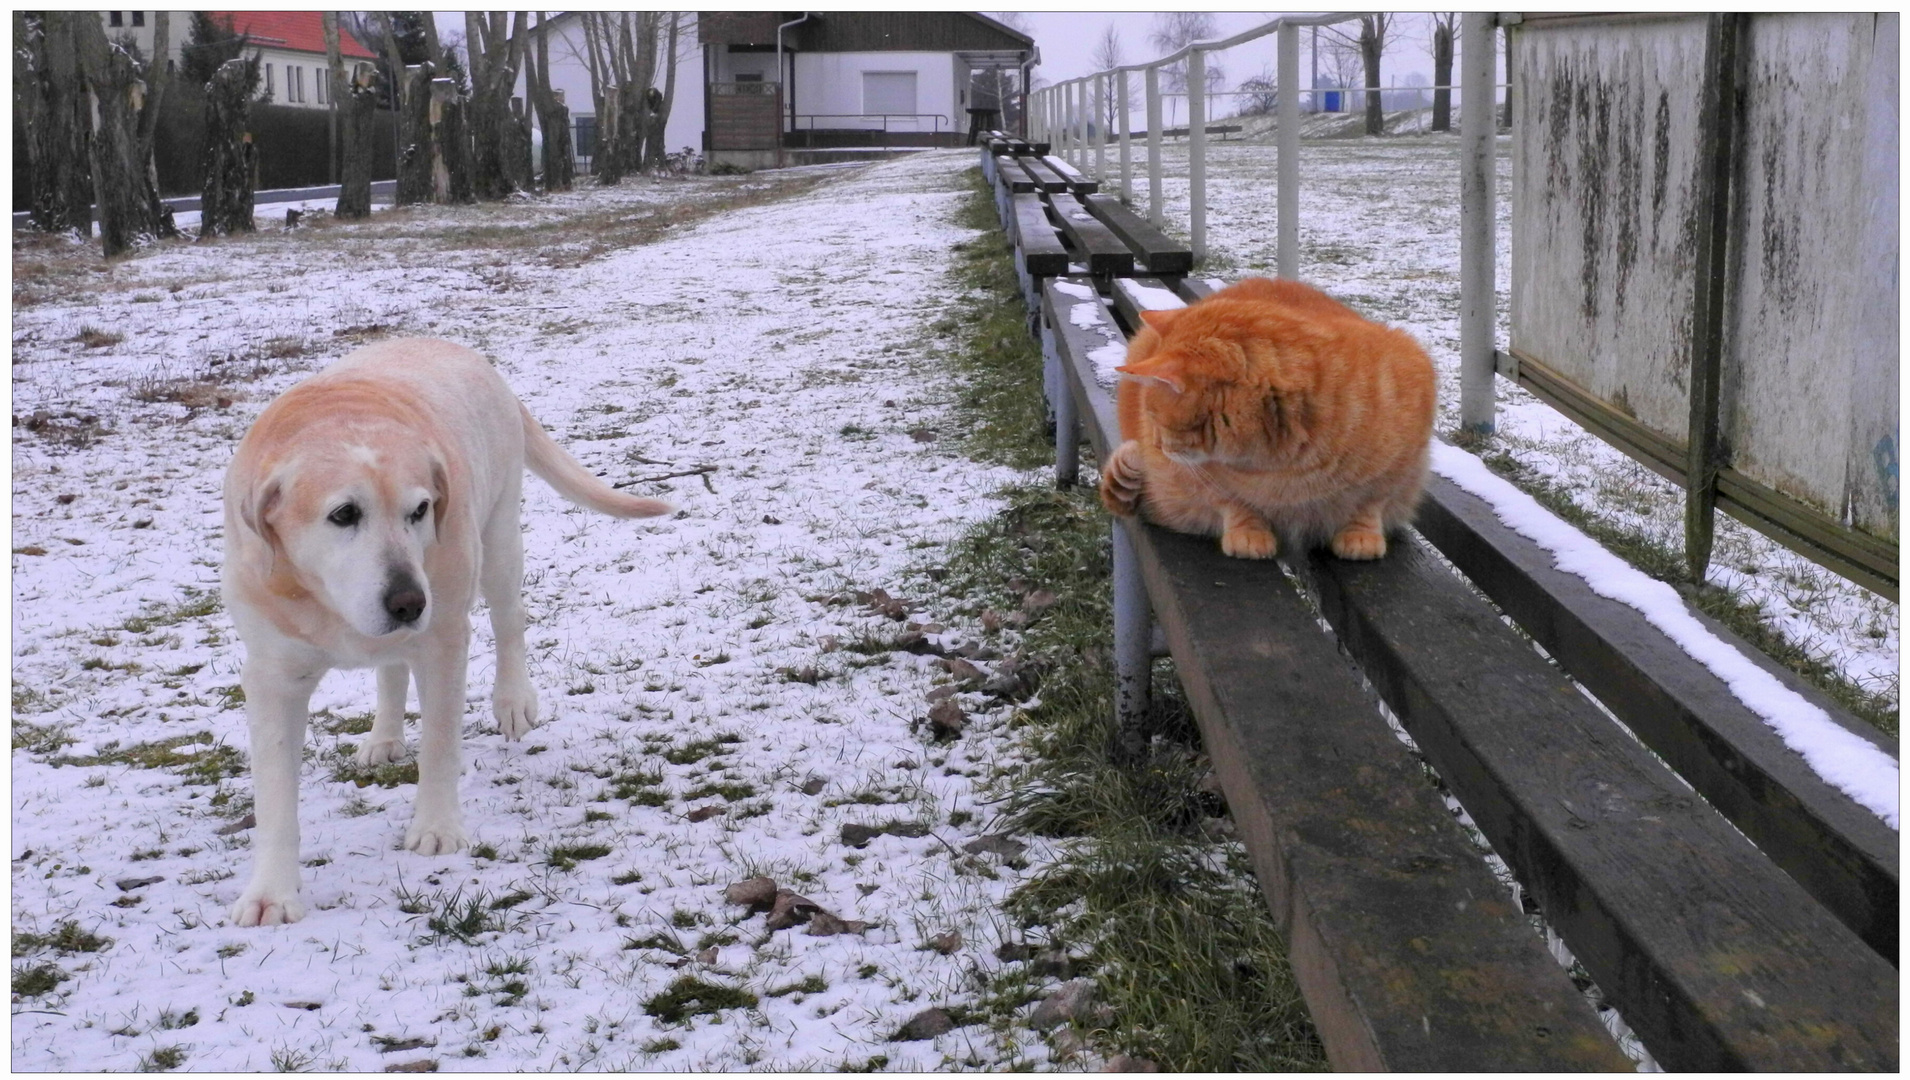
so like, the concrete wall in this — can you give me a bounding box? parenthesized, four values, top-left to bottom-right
(791, 51, 964, 139)
(1511, 13, 1899, 542)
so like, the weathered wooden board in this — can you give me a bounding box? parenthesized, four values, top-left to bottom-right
(1726, 13, 1899, 542)
(1040, 276, 1630, 1071)
(994, 156, 1034, 194)
(1044, 194, 1134, 277)
(1082, 192, 1193, 275)
(1295, 537, 1899, 1071)
(1012, 155, 1071, 193)
(1012, 194, 1068, 278)
(1416, 472, 1899, 962)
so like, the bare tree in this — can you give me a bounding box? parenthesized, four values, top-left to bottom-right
(200, 54, 261, 236)
(15, 12, 96, 236)
(1321, 15, 1393, 136)
(465, 12, 531, 198)
(643, 12, 684, 171)
(323, 12, 377, 218)
(1428, 13, 1456, 132)
(1147, 12, 1223, 128)
(1088, 22, 1135, 134)
(1237, 66, 1278, 117)
(525, 12, 573, 191)
(580, 12, 663, 182)
(73, 11, 175, 255)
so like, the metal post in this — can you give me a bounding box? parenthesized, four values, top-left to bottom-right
(1100, 72, 1115, 176)
(1051, 330, 1079, 487)
(1458, 13, 1497, 433)
(1112, 520, 1152, 748)
(1188, 48, 1207, 265)
(1146, 66, 1163, 227)
(1118, 68, 1133, 203)
(1277, 22, 1300, 279)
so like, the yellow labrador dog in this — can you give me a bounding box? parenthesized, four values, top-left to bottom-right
(222, 338, 669, 926)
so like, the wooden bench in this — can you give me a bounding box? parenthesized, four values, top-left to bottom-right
(977, 144, 1899, 1071)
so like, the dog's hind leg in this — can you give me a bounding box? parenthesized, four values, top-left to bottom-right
(354, 663, 411, 766)
(231, 664, 320, 927)
(480, 482, 539, 740)
(405, 631, 472, 856)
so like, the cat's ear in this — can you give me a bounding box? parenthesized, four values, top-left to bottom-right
(1116, 355, 1184, 394)
(1138, 308, 1183, 332)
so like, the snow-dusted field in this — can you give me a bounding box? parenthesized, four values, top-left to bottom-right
(12, 152, 1062, 1071)
(1110, 129, 1897, 714)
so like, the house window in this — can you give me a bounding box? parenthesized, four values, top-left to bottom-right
(863, 71, 917, 118)
(294, 67, 304, 103)
(131, 11, 144, 27)
(108, 12, 123, 27)
(265, 64, 274, 98)
(734, 72, 762, 82)
(317, 70, 326, 104)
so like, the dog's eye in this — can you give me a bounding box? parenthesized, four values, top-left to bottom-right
(408, 500, 430, 524)
(327, 504, 361, 528)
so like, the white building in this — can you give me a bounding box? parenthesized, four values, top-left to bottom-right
(105, 11, 377, 109)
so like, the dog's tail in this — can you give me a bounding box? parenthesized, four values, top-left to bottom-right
(520, 403, 673, 519)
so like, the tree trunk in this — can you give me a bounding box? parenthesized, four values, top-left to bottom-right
(396, 63, 434, 205)
(17, 13, 95, 235)
(596, 84, 624, 184)
(1431, 21, 1454, 133)
(73, 13, 163, 256)
(337, 66, 378, 218)
(643, 13, 680, 171)
(431, 77, 475, 205)
(200, 57, 259, 237)
(506, 96, 534, 192)
(529, 14, 573, 192)
(1360, 18, 1384, 137)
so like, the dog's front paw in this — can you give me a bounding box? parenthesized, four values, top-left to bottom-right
(404, 815, 469, 857)
(493, 682, 540, 741)
(230, 884, 306, 927)
(353, 737, 408, 767)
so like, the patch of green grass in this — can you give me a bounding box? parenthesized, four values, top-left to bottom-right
(11, 962, 67, 997)
(683, 780, 756, 803)
(137, 1045, 187, 1072)
(622, 931, 682, 954)
(489, 890, 535, 911)
(122, 587, 221, 634)
(545, 843, 613, 871)
(327, 747, 419, 789)
(936, 182, 1054, 471)
(766, 973, 829, 998)
(640, 1037, 681, 1054)
(49, 732, 245, 785)
(11, 718, 73, 754)
(663, 734, 742, 766)
(641, 976, 758, 1024)
(396, 885, 501, 944)
(1473, 445, 1899, 738)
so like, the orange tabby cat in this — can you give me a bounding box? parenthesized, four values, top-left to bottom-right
(1099, 277, 1435, 560)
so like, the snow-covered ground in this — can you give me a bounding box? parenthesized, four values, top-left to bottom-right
(12, 152, 1063, 1071)
(1105, 130, 1897, 718)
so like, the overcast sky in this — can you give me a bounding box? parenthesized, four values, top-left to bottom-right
(1005, 12, 1445, 89)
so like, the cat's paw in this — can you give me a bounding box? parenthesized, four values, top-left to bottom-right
(1099, 441, 1146, 517)
(1330, 527, 1387, 560)
(1221, 523, 1279, 559)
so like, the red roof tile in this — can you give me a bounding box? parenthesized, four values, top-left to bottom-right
(205, 12, 377, 59)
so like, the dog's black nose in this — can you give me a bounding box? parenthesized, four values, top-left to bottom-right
(384, 580, 426, 624)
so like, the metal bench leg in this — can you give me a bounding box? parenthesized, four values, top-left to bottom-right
(1112, 520, 1152, 753)
(1051, 343, 1079, 487)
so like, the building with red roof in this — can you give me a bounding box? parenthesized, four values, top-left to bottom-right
(103, 11, 376, 109)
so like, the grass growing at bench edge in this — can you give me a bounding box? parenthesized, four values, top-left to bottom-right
(930, 172, 1328, 1071)
(1451, 431, 1899, 740)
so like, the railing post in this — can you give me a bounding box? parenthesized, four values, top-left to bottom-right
(1100, 72, 1115, 176)
(1459, 12, 1498, 434)
(1118, 68, 1133, 203)
(1277, 22, 1300, 279)
(1048, 325, 1079, 487)
(1146, 66, 1163, 227)
(1112, 519, 1152, 751)
(1188, 48, 1207, 265)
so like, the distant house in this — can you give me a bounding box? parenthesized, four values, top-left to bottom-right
(105, 11, 376, 109)
(698, 12, 1038, 170)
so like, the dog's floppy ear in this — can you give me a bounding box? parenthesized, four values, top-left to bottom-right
(241, 476, 283, 545)
(429, 457, 449, 533)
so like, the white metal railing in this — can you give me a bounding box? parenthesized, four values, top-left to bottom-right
(1027, 10, 1504, 431)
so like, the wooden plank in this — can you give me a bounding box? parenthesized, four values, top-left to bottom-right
(1416, 474, 1900, 963)
(1045, 194, 1134, 277)
(1293, 538, 1900, 1071)
(1108, 276, 1187, 334)
(1013, 155, 1071, 193)
(1039, 154, 1100, 195)
(1083, 192, 1194, 275)
(994, 156, 1035, 194)
(1012, 194, 1068, 278)
(1041, 277, 1631, 1071)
